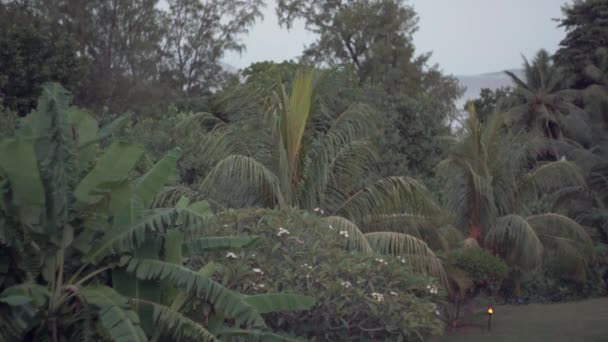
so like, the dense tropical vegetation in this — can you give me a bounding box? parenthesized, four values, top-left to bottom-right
(1, 0, 607, 340)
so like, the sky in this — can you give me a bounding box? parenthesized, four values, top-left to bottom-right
(223, 0, 569, 76)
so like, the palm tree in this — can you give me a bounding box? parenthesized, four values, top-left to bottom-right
(439, 108, 593, 297)
(182, 70, 447, 279)
(504, 49, 584, 142)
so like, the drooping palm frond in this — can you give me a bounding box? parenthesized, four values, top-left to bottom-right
(364, 232, 447, 285)
(335, 176, 441, 223)
(527, 213, 594, 261)
(200, 155, 285, 208)
(525, 160, 586, 195)
(125, 259, 266, 328)
(485, 215, 543, 271)
(323, 216, 373, 254)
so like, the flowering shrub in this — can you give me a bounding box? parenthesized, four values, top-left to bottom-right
(195, 208, 444, 341)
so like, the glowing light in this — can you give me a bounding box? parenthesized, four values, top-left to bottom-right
(487, 306, 494, 315)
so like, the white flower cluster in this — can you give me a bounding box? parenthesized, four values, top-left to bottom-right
(314, 207, 325, 215)
(375, 258, 388, 265)
(426, 284, 438, 294)
(277, 227, 290, 237)
(252, 283, 266, 290)
(252, 268, 264, 275)
(225, 252, 238, 259)
(389, 291, 399, 297)
(301, 263, 314, 270)
(396, 256, 407, 264)
(339, 230, 350, 238)
(370, 292, 384, 302)
(340, 281, 352, 288)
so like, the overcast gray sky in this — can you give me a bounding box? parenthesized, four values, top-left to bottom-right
(224, 0, 569, 76)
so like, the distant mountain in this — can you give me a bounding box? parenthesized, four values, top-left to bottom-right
(455, 69, 524, 109)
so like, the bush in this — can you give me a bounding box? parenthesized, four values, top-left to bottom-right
(449, 248, 508, 289)
(196, 208, 444, 341)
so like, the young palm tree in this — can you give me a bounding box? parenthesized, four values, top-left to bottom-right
(504, 49, 584, 142)
(439, 108, 593, 296)
(181, 70, 447, 279)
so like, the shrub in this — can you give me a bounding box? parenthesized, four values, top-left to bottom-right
(195, 208, 445, 341)
(449, 248, 508, 289)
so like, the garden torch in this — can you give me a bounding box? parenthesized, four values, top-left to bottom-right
(487, 306, 494, 331)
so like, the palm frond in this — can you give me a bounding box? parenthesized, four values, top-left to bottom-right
(335, 177, 440, 223)
(485, 215, 543, 271)
(526, 160, 586, 194)
(364, 232, 447, 285)
(322, 216, 373, 254)
(200, 155, 285, 208)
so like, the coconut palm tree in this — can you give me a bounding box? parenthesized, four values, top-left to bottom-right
(504, 49, 584, 142)
(439, 108, 594, 297)
(180, 70, 447, 279)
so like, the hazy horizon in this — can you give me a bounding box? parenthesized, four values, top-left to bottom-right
(224, 0, 568, 76)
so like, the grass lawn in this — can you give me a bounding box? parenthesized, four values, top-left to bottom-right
(438, 298, 608, 342)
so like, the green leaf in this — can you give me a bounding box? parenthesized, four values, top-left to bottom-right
(242, 294, 315, 314)
(182, 236, 259, 256)
(80, 285, 148, 342)
(135, 148, 182, 208)
(134, 300, 220, 341)
(0, 295, 31, 306)
(74, 141, 144, 205)
(0, 139, 45, 226)
(125, 258, 266, 328)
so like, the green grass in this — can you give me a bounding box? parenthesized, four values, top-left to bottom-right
(438, 298, 608, 342)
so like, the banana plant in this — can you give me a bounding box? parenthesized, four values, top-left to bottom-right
(0, 83, 314, 341)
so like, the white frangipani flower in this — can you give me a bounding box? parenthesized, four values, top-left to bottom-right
(339, 230, 350, 238)
(252, 268, 263, 274)
(277, 227, 290, 237)
(340, 281, 352, 288)
(225, 252, 238, 259)
(370, 292, 384, 302)
(389, 291, 398, 297)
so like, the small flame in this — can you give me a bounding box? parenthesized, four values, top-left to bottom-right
(487, 307, 494, 315)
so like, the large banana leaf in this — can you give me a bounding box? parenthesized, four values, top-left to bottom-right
(74, 141, 144, 205)
(81, 285, 148, 342)
(134, 148, 181, 208)
(125, 258, 266, 329)
(0, 139, 45, 227)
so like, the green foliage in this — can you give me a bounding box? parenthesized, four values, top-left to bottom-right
(555, 0, 608, 89)
(448, 248, 508, 287)
(200, 208, 444, 341)
(0, 84, 311, 341)
(464, 87, 512, 123)
(0, 3, 86, 115)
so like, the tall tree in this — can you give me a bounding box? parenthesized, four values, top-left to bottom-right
(161, 0, 263, 95)
(554, 0, 608, 88)
(504, 49, 584, 144)
(0, 2, 85, 115)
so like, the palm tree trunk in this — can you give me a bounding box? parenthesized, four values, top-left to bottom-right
(469, 191, 483, 244)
